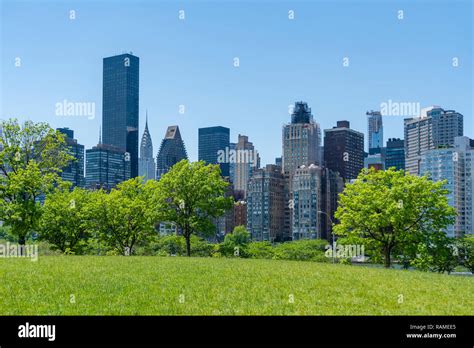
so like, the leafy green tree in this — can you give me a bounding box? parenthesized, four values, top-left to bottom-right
(334, 168, 456, 268)
(219, 225, 251, 257)
(149, 160, 233, 256)
(154, 235, 187, 256)
(457, 236, 474, 274)
(0, 119, 72, 245)
(88, 177, 156, 255)
(39, 184, 92, 254)
(409, 233, 458, 273)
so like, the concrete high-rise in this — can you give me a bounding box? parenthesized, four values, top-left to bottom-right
(292, 164, 344, 241)
(102, 53, 139, 178)
(247, 164, 287, 242)
(233, 134, 260, 198)
(324, 121, 364, 181)
(282, 102, 322, 183)
(404, 106, 463, 175)
(156, 125, 187, 180)
(229, 142, 237, 186)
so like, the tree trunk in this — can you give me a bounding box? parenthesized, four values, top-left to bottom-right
(383, 247, 391, 268)
(18, 234, 26, 256)
(185, 231, 191, 257)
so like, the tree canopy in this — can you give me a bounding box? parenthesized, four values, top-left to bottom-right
(0, 119, 73, 244)
(148, 160, 233, 256)
(333, 167, 456, 268)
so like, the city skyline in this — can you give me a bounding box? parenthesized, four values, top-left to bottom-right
(1, 0, 472, 166)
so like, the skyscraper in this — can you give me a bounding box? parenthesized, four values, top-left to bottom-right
(324, 121, 364, 181)
(233, 134, 260, 198)
(229, 142, 237, 186)
(420, 136, 474, 237)
(282, 102, 322, 182)
(320, 167, 344, 241)
(247, 164, 287, 242)
(138, 114, 155, 182)
(275, 157, 282, 168)
(102, 53, 139, 178)
(385, 138, 405, 170)
(85, 143, 131, 190)
(57, 128, 85, 188)
(198, 126, 230, 177)
(404, 106, 463, 175)
(291, 164, 344, 241)
(292, 164, 321, 240)
(156, 125, 188, 180)
(367, 110, 383, 153)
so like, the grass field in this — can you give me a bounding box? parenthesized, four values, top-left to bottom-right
(0, 256, 473, 315)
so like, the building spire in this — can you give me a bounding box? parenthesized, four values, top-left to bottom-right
(145, 109, 149, 131)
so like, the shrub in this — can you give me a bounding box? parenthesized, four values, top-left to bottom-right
(218, 226, 251, 258)
(273, 240, 328, 262)
(247, 241, 274, 259)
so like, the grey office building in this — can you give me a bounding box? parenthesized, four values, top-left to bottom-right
(282, 101, 322, 182)
(247, 164, 287, 242)
(102, 53, 139, 178)
(404, 106, 463, 175)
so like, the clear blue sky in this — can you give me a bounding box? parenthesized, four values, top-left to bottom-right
(1, 0, 473, 165)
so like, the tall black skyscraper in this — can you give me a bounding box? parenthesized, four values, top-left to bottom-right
(102, 53, 139, 178)
(198, 126, 230, 177)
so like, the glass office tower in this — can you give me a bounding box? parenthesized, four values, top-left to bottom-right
(198, 126, 230, 177)
(102, 53, 139, 178)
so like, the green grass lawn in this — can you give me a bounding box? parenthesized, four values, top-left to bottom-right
(0, 256, 473, 315)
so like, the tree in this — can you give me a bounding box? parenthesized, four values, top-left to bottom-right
(88, 177, 157, 255)
(39, 184, 92, 254)
(409, 233, 458, 274)
(333, 168, 456, 268)
(219, 225, 251, 257)
(457, 236, 474, 274)
(149, 160, 233, 256)
(0, 119, 72, 245)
